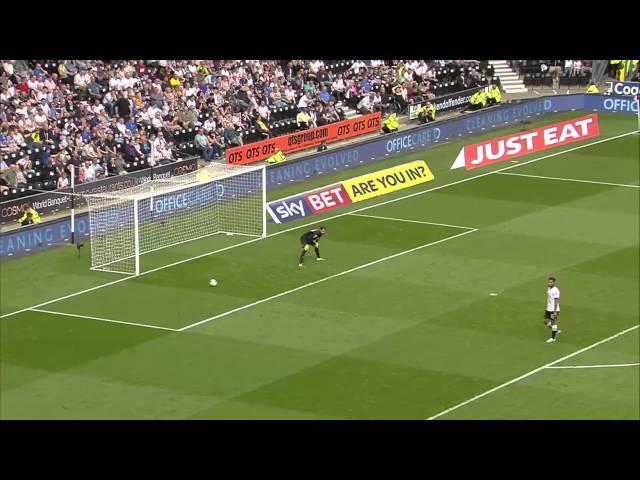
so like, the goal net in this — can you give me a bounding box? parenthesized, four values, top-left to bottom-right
(84, 163, 266, 276)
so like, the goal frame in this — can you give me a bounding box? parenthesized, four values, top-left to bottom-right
(86, 163, 267, 277)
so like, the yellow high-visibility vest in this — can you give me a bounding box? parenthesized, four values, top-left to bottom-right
(266, 150, 286, 164)
(18, 208, 41, 225)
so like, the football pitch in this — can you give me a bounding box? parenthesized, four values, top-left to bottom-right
(1, 111, 638, 419)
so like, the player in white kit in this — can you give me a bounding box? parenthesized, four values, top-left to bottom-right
(544, 277, 561, 343)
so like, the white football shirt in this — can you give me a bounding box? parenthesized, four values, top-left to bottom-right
(547, 286, 560, 312)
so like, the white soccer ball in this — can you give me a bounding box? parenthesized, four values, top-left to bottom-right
(209, 278, 218, 287)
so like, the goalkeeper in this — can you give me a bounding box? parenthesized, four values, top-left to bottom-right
(299, 226, 326, 267)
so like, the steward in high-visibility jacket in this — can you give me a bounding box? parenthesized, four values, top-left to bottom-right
(616, 62, 626, 82)
(469, 90, 487, 110)
(488, 85, 502, 105)
(256, 118, 271, 139)
(621, 59, 639, 81)
(266, 149, 286, 164)
(586, 83, 599, 94)
(382, 113, 400, 133)
(18, 207, 41, 226)
(416, 102, 436, 124)
(296, 110, 311, 129)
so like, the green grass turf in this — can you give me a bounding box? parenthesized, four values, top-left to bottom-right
(1, 112, 638, 419)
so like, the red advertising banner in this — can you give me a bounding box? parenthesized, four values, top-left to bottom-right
(450, 114, 600, 170)
(304, 184, 352, 214)
(226, 113, 382, 165)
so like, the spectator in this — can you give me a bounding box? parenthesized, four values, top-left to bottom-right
(317, 65, 332, 89)
(271, 87, 288, 108)
(351, 60, 367, 73)
(316, 105, 333, 127)
(14, 163, 27, 188)
(204, 114, 217, 132)
(194, 127, 214, 160)
(344, 80, 360, 108)
(318, 86, 331, 104)
(115, 93, 131, 119)
(223, 124, 243, 147)
(325, 100, 343, 122)
(17, 155, 35, 174)
(91, 157, 105, 178)
(122, 140, 142, 162)
(550, 60, 562, 90)
(125, 117, 138, 135)
(296, 108, 311, 129)
(258, 101, 270, 121)
(357, 92, 375, 114)
(74, 68, 91, 97)
(57, 173, 69, 189)
(207, 129, 224, 159)
(332, 73, 346, 102)
(573, 60, 583, 77)
(297, 91, 314, 109)
(371, 91, 382, 112)
(0, 163, 18, 190)
(392, 83, 408, 112)
(87, 76, 102, 101)
(115, 117, 129, 138)
(151, 111, 164, 132)
(110, 154, 128, 175)
(564, 60, 574, 77)
(83, 160, 96, 182)
(283, 84, 296, 104)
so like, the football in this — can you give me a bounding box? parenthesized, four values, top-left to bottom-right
(209, 278, 218, 287)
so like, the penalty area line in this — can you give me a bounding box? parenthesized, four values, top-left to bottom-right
(29, 308, 179, 332)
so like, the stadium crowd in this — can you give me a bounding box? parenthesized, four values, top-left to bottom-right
(0, 59, 483, 196)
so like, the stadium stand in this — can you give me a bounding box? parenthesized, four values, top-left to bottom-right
(0, 59, 487, 202)
(509, 60, 593, 89)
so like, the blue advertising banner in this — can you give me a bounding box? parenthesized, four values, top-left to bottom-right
(606, 81, 640, 97)
(266, 194, 313, 224)
(584, 94, 640, 113)
(0, 213, 90, 257)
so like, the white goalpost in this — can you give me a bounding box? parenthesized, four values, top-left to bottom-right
(84, 163, 267, 276)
